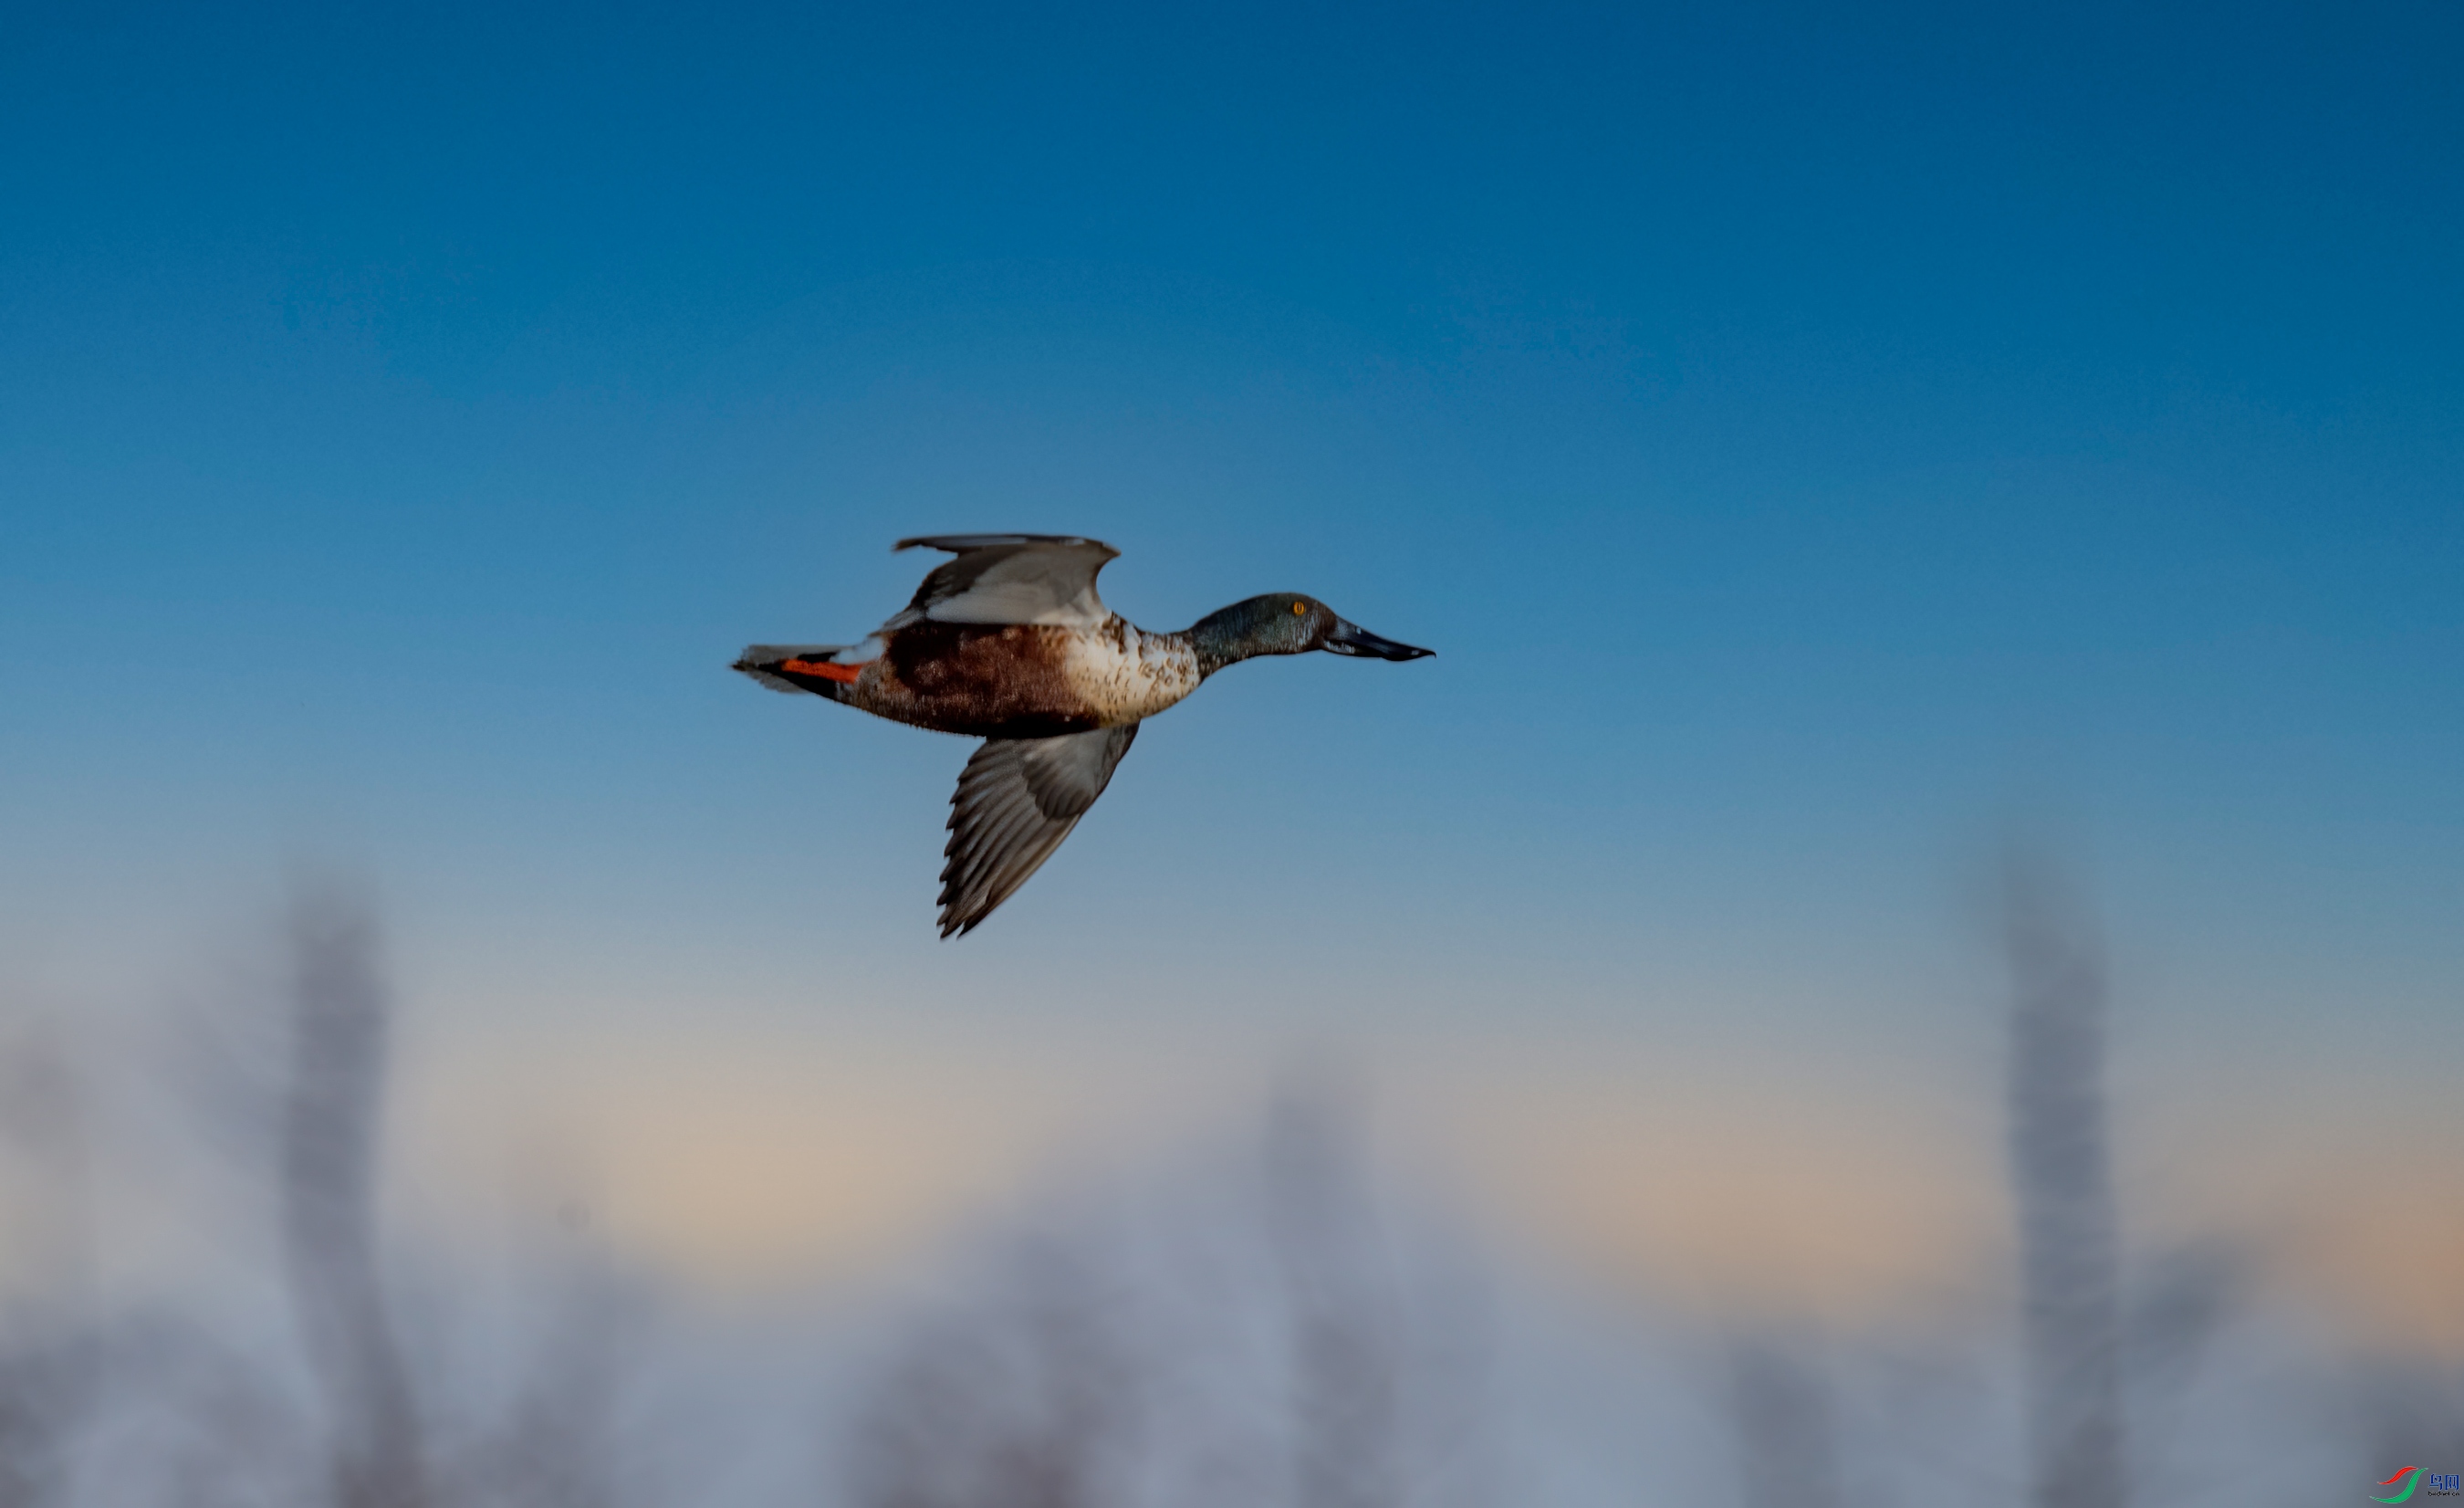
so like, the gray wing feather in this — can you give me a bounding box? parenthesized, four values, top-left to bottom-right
(938, 724, 1140, 937)
(890, 536, 1121, 628)
(896, 533, 1107, 553)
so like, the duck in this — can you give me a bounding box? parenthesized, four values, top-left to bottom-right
(734, 533, 1433, 937)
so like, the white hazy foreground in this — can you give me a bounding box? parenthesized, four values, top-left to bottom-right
(0, 876, 2445, 1508)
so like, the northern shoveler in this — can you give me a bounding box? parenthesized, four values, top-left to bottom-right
(735, 533, 1433, 937)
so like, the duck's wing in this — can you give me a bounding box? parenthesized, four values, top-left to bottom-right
(891, 534, 1121, 628)
(938, 723, 1140, 937)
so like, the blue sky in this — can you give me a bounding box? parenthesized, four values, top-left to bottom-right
(5, 0, 2459, 1315)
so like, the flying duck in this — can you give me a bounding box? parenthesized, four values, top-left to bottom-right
(735, 534, 1433, 937)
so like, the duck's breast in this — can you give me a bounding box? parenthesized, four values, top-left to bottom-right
(1061, 619, 1200, 725)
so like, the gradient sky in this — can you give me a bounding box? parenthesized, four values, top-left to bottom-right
(5, 1, 2459, 1333)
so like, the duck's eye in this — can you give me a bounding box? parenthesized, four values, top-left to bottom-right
(1291, 601, 1307, 616)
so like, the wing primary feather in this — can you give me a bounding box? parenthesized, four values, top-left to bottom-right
(965, 841, 1069, 933)
(934, 726, 1140, 937)
(896, 533, 1109, 553)
(945, 804, 1037, 887)
(943, 802, 1047, 913)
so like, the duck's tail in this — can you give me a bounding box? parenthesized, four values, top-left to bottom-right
(733, 644, 861, 697)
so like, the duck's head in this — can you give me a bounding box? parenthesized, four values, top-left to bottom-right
(1189, 594, 1435, 675)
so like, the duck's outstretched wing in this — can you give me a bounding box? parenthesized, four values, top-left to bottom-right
(892, 534, 1120, 628)
(938, 723, 1139, 937)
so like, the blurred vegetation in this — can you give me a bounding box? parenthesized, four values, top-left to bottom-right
(0, 877, 2446, 1506)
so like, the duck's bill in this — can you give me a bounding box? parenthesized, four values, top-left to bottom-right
(1323, 619, 1435, 660)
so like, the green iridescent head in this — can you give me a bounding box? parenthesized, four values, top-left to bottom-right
(1187, 594, 1434, 676)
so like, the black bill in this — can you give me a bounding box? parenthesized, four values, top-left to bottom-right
(1323, 618, 1435, 660)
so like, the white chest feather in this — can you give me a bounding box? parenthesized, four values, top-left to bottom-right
(1062, 622, 1201, 725)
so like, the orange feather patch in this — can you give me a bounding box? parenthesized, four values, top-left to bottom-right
(782, 657, 862, 685)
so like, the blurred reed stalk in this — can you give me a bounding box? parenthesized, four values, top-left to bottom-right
(1265, 1076, 1400, 1508)
(2001, 847, 2127, 1508)
(1728, 1332, 1839, 1508)
(282, 888, 429, 1508)
(0, 1027, 96, 1508)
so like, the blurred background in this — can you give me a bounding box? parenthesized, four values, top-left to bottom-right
(2, 1, 2459, 1503)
